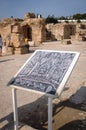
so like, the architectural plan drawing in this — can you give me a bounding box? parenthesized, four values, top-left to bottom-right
(9, 50, 80, 96)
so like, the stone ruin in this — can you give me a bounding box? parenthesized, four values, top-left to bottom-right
(75, 23, 86, 41)
(46, 23, 86, 41)
(0, 12, 46, 54)
(0, 12, 86, 55)
(45, 23, 76, 41)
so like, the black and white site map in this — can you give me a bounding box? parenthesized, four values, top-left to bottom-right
(9, 50, 79, 95)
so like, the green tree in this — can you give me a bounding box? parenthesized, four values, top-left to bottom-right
(82, 13, 86, 19)
(73, 13, 86, 20)
(59, 16, 67, 20)
(45, 15, 58, 24)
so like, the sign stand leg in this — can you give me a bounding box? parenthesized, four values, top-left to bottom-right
(48, 97, 53, 130)
(12, 88, 18, 130)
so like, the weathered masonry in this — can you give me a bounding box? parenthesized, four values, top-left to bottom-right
(0, 13, 46, 54)
(0, 12, 86, 55)
(45, 23, 86, 41)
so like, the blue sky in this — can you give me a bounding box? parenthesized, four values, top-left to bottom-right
(0, 0, 86, 19)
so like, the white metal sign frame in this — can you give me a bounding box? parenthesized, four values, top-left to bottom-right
(8, 49, 80, 130)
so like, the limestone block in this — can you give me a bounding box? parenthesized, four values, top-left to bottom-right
(2, 46, 7, 54)
(34, 41, 41, 46)
(24, 12, 35, 19)
(61, 39, 72, 45)
(71, 35, 75, 40)
(29, 41, 35, 47)
(11, 33, 23, 47)
(75, 34, 83, 41)
(7, 47, 14, 54)
(12, 25, 21, 33)
(14, 46, 29, 54)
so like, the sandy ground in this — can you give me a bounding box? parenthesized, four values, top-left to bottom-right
(0, 40, 86, 130)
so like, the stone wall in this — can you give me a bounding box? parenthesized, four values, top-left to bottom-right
(46, 23, 76, 40)
(0, 24, 11, 43)
(46, 24, 64, 40)
(75, 23, 86, 41)
(21, 18, 46, 46)
(0, 13, 46, 54)
(64, 24, 76, 39)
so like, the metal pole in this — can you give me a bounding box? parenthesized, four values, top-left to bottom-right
(48, 97, 53, 130)
(12, 88, 18, 130)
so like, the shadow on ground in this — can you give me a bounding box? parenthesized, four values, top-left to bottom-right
(0, 59, 14, 63)
(58, 119, 86, 130)
(0, 86, 86, 130)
